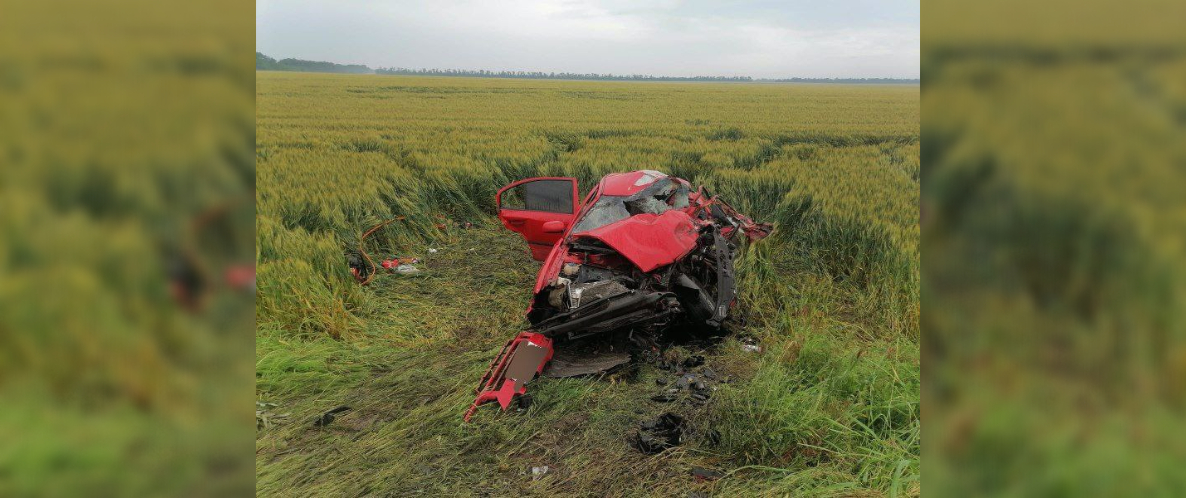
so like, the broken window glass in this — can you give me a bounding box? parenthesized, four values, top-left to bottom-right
(624, 179, 676, 215)
(572, 195, 630, 232)
(625, 195, 670, 215)
(572, 179, 694, 233)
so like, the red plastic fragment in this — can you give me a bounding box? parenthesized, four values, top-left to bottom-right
(464, 332, 553, 422)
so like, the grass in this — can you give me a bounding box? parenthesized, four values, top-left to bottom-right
(256, 73, 920, 496)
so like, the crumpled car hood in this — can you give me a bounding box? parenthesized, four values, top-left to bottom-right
(575, 210, 700, 272)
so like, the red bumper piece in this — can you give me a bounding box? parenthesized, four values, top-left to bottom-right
(464, 332, 553, 422)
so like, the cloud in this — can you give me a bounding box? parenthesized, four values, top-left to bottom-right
(257, 0, 919, 78)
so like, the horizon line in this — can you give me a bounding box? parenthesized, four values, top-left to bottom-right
(256, 52, 920, 82)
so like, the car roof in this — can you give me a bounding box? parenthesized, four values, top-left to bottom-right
(598, 170, 674, 197)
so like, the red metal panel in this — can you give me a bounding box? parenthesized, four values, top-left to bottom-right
(577, 210, 700, 272)
(464, 332, 553, 422)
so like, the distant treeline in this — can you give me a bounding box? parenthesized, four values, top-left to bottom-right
(376, 68, 916, 83)
(256, 53, 918, 83)
(762, 77, 920, 84)
(375, 67, 754, 82)
(257, 52, 372, 74)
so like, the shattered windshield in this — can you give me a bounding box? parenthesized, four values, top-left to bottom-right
(571, 195, 630, 233)
(571, 179, 691, 233)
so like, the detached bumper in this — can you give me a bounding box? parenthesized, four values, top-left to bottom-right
(464, 332, 553, 422)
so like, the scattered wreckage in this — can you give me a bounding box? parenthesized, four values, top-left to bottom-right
(465, 170, 771, 421)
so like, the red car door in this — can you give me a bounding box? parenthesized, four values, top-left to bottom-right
(496, 177, 579, 260)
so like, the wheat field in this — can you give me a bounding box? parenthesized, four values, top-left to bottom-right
(256, 72, 920, 496)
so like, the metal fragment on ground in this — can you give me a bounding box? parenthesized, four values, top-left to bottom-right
(542, 348, 631, 378)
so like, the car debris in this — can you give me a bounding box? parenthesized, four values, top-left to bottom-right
(394, 264, 421, 275)
(380, 257, 421, 269)
(652, 391, 680, 403)
(466, 170, 771, 421)
(530, 466, 551, 480)
(312, 405, 352, 427)
(741, 344, 762, 353)
(541, 342, 632, 378)
(512, 394, 533, 412)
(464, 332, 553, 422)
(632, 412, 686, 454)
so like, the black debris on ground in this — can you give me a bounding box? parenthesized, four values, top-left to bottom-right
(704, 429, 721, 446)
(632, 412, 686, 454)
(652, 391, 679, 403)
(312, 405, 352, 427)
(513, 394, 533, 412)
(647, 353, 726, 409)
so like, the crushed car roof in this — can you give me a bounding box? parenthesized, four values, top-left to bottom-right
(598, 170, 669, 196)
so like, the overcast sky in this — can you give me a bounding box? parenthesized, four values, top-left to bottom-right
(257, 0, 919, 79)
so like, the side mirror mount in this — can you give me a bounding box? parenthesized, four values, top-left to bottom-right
(541, 220, 566, 233)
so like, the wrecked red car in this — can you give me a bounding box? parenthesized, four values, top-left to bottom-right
(465, 170, 771, 421)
